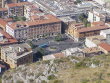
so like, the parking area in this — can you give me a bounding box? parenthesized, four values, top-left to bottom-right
(30, 34, 83, 55)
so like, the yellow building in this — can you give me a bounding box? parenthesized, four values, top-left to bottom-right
(67, 22, 84, 38)
(67, 22, 110, 41)
(1, 43, 33, 68)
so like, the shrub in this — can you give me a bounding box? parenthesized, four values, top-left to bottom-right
(47, 74, 56, 80)
(75, 61, 86, 68)
(81, 79, 89, 83)
(41, 80, 47, 83)
(16, 80, 24, 83)
(54, 80, 63, 83)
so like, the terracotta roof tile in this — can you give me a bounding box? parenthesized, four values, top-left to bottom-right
(0, 30, 18, 45)
(8, 15, 61, 29)
(99, 43, 110, 52)
(91, 21, 105, 26)
(0, 8, 8, 11)
(7, 2, 30, 8)
(77, 25, 110, 33)
(0, 18, 7, 28)
(53, 53, 64, 58)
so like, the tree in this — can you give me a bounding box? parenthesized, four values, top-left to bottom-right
(37, 48, 45, 55)
(54, 34, 63, 42)
(74, 0, 81, 4)
(28, 42, 36, 49)
(79, 13, 90, 27)
(83, 18, 88, 27)
(21, 17, 26, 21)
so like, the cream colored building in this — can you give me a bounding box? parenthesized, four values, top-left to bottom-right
(88, 9, 106, 22)
(1, 43, 33, 68)
(85, 35, 106, 48)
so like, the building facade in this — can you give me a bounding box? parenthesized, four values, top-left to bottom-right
(6, 15, 62, 41)
(1, 43, 33, 68)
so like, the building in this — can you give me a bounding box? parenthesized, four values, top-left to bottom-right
(93, 0, 107, 5)
(62, 47, 84, 57)
(6, 14, 62, 41)
(43, 52, 64, 60)
(0, 8, 8, 18)
(5, 2, 29, 17)
(91, 21, 105, 27)
(100, 28, 110, 44)
(24, 2, 43, 20)
(0, 30, 18, 46)
(98, 42, 110, 54)
(85, 35, 106, 48)
(67, 22, 110, 41)
(59, 16, 76, 33)
(73, 25, 110, 41)
(81, 47, 103, 56)
(0, 18, 7, 31)
(1, 0, 28, 8)
(67, 22, 84, 39)
(88, 9, 107, 22)
(1, 43, 33, 68)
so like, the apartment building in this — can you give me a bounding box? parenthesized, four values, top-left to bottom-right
(1, 43, 33, 68)
(6, 14, 62, 41)
(0, 18, 7, 30)
(74, 25, 110, 41)
(88, 9, 107, 22)
(67, 22, 85, 38)
(85, 35, 106, 48)
(24, 2, 43, 20)
(1, 0, 28, 8)
(0, 30, 18, 46)
(67, 21, 110, 41)
(3, 2, 29, 17)
(0, 8, 8, 18)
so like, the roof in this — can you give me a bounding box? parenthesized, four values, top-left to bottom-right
(8, 14, 61, 29)
(99, 43, 110, 52)
(1, 43, 32, 60)
(86, 35, 106, 45)
(0, 30, 18, 45)
(100, 29, 110, 34)
(26, 14, 61, 26)
(53, 52, 64, 58)
(91, 21, 105, 26)
(59, 16, 75, 22)
(77, 25, 110, 33)
(7, 2, 30, 8)
(81, 47, 101, 54)
(0, 8, 8, 11)
(43, 52, 64, 60)
(0, 18, 7, 28)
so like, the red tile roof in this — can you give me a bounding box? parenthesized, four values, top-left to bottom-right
(53, 52, 65, 58)
(99, 43, 110, 52)
(91, 21, 105, 26)
(26, 14, 61, 26)
(0, 30, 18, 45)
(7, 2, 30, 8)
(8, 15, 61, 29)
(0, 8, 8, 11)
(77, 25, 110, 33)
(0, 18, 7, 28)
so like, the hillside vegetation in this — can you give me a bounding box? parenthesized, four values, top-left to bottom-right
(2, 54, 110, 83)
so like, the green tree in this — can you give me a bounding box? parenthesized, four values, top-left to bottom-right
(54, 34, 63, 42)
(76, 0, 81, 3)
(21, 17, 26, 21)
(37, 48, 45, 55)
